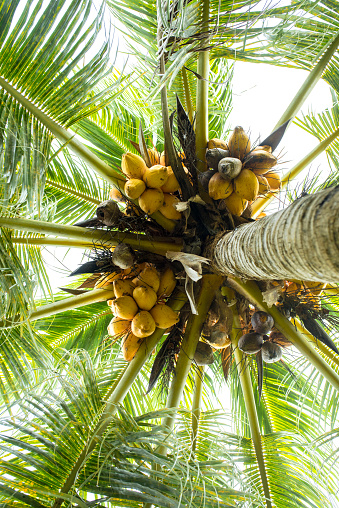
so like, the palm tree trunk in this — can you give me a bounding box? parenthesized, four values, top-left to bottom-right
(211, 187, 339, 282)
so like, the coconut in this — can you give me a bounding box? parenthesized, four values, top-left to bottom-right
(198, 169, 217, 192)
(107, 316, 131, 336)
(138, 188, 164, 214)
(122, 332, 143, 362)
(228, 126, 251, 160)
(109, 186, 124, 202)
(150, 304, 179, 328)
(124, 179, 146, 200)
(265, 171, 281, 191)
(131, 311, 156, 338)
(251, 311, 274, 334)
(243, 150, 277, 175)
(148, 148, 160, 166)
(194, 342, 215, 365)
(208, 138, 229, 150)
(133, 285, 158, 311)
(208, 172, 233, 200)
(113, 279, 135, 298)
(161, 167, 180, 193)
(159, 194, 182, 220)
(261, 341, 283, 363)
(252, 145, 272, 153)
(206, 148, 230, 170)
(96, 200, 121, 227)
(111, 296, 138, 320)
(269, 330, 293, 348)
(121, 152, 147, 179)
(223, 192, 248, 216)
(94, 272, 121, 289)
(218, 157, 242, 179)
(112, 243, 135, 269)
(233, 169, 259, 201)
(207, 323, 231, 349)
(143, 165, 169, 188)
(238, 332, 264, 354)
(134, 266, 160, 292)
(256, 174, 270, 195)
(157, 267, 176, 297)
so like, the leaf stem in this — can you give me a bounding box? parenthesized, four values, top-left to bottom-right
(0, 217, 183, 255)
(195, 0, 210, 172)
(191, 365, 204, 455)
(159, 274, 224, 455)
(273, 31, 339, 131)
(224, 287, 272, 508)
(252, 126, 339, 216)
(228, 277, 339, 391)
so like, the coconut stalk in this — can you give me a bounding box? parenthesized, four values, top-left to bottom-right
(228, 278, 339, 392)
(0, 217, 183, 255)
(224, 287, 272, 508)
(191, 365, 204, 455)
(211, 187, 339, 282)
(52, 291, 187, 508)
(159, 274, 224, 456)
(272, 31, 339, 131)
(195, 0, 210, 172)
(252, 127, 339, 216)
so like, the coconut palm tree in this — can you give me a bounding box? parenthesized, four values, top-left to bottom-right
(1, 0, 339, 507)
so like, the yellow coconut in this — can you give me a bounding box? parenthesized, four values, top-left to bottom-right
(224, 192, 248, 216)
(121, 152, 147, 179)
(208, 138, 229, 150)
(109, 186, 124, 202)
(111, 296, 138, 320)
(138, 188, 164, 214)
(252, 145, 272, 153)
(124, 179, 146, 200)
(131, 311, 156, 338)
(133, 266, 160, 292)
(133, 285, 158, 311)
(228, 126, 251, 160)
(234, 169, 259, 201)
(161, 166, 180, 193)
(256, 174, 270, 195)
(113, 279, 135, 298)
(208, 172, 233, 200)
(243, 150, 277, 175)
(157, 267, 176, 297)
(148, 148, 160, 166)
(122, 332, 143, 362)
(150, 304, 179, 328)
(107, 317, 131, 336)
(143, 165, 168, 189)
(94, 272, 121, 289)
(265, 171, 281, 191)
(159, 194, 182, 220)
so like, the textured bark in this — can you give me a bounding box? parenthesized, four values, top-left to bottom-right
(212, 187, 339, 282)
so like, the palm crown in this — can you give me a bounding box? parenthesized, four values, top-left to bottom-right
(1, 0, 339, 507)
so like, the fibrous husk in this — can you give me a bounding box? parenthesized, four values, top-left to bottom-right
(207, 323, 231, 349)
(134, 266, 160, 292)
(113, 278, 135, 298)
(228, 126, 251, 160)
(111, 296, 138, 320)
(208, 138, 229, 150)
(109, 186, 124, 202)
(243, 150, 277, 175)
(96, 200, 122, 227)
(131, 311, 156, 338)
(143, 165, 169, 188)
(261, 341, 283, 363)
(112, 243, 136, 269)
(107, 316, 131, 336)
(133, 285, 158, 311)
(251, 311, 274, 334)
(122, 152, 147, 179)
(233, 169, 259, 201)
(194, 341, 215, 365)
(218, 157, 242, 179)
(269, 330, 293, 348)
(150, 304, 179, 328)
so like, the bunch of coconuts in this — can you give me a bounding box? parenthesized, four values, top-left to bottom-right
(116, 149, 183, 219)
(200, 127, 281, 216)
(98, 249, 179, 361)
(238, 311, 290, 363)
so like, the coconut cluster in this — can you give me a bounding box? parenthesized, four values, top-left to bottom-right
(120, 150, 182, 220)
(105, 263, 179, 361)
(200, 126, 281, 216)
